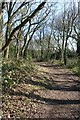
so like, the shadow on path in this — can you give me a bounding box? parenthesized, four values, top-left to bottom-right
(10, 90, 80, 105)
(24, 78, 80, 91)
(36, 63, 64, 69)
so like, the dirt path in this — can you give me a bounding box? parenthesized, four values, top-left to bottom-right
(2, 62, 80, 119)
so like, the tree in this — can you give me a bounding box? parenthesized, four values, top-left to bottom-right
(21, 7, 51, 58)
(0, 0, 47, 56)
(51, 1, 77, 65)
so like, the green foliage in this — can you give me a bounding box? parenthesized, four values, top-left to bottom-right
(2, 58, 35, 93)
(66, 58, 79, 76)
(3, 76, 15, 92)
(77, 57, 80, 76)
(9, 44, 16, 59)
(26, 54, 33, 64)
(66, 58, 77, 67)
(72, 66, 78, 75)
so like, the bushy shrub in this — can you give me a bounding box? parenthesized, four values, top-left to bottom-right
(2, 58, 35, 93)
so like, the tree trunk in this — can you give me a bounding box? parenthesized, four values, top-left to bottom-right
(77, 1, 80, 76)
(21, 34, 29, 58)
(61, 2, 65, 64)
(64, 48, 67, 65)
(61, 22, 65, 63)
(22, 48, 27, 59)
(4, 21, 11, 59)
(41, 45, 43, 60)
(16, 39, 20, 60)
(64, 38, 68, 65)
(4, 46, 9, 59)
(61, 44, 64, 63)
(39, 30, 43, 61)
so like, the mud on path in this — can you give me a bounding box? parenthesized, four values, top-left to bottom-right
(2, 62, 80, 119)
